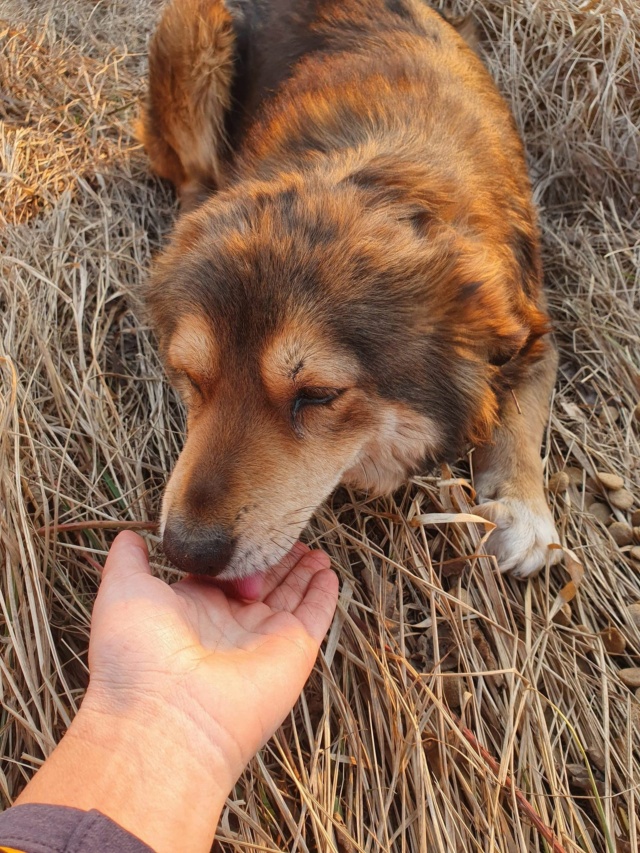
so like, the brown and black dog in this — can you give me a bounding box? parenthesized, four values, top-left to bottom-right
(139, 0, 561, 596)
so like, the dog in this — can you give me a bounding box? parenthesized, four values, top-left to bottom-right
(139, 0, 561, 596)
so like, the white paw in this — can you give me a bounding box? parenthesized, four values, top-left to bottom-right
(473, 497, 562, 578)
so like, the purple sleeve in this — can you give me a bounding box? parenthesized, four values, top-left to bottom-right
(0, 804, 155, 852)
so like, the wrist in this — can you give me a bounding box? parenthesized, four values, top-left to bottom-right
(80, 681, 246, 785)
(16, 690, 237, 853)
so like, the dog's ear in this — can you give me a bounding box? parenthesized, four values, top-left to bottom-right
(451, 229, 551, 377)
(344, 157, 551, 378)
(342, 158, 446, 237)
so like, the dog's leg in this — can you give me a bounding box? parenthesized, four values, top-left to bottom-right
(137, 0, 236, 209)
(473, 340, 561, 578)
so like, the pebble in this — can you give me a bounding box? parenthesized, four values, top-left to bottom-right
(600, 627, 626, 655)
(599, 404, 620, 423)
(589, 502, 612, 525)
(619, 667, 640, 688)
(548, 471, 570, 494)
(609, 522, 634, 546)
(608, 489, 634, 510)
(631, 546, 640, 562)
(628, 603, 640, 628)
(596, 471, 625, 491)
(565, 466, 585, 487)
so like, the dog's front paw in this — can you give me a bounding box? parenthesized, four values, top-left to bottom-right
(473, 497, 561, 578)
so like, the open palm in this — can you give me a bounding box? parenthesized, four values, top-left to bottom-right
(85, 532, 338, 786)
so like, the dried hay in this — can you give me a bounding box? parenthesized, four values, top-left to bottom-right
(1, 1, 639, 851)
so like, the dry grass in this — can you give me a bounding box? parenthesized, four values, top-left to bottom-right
(1, 1, 639, 850)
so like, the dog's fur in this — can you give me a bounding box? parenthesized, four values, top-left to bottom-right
(140, 0, 561, 583)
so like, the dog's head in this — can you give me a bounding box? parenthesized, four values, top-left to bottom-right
(147, 173, 547, 592)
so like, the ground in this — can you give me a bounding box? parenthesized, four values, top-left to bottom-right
(1, 1, 639, 851)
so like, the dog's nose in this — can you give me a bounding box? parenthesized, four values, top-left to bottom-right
(163, 519, 235, 576)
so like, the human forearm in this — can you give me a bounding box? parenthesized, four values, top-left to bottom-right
(15, 693, 234, 853)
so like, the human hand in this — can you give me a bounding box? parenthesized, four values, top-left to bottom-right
(84, 531, 338, 786)
(17, 531, 338, 853)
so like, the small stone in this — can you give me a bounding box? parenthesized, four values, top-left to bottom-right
(608, 489, 634, 511)
(599, 404, 620, 423)
(609, 522, 634, 546)
(628, 603, 640, 628)
(548, 471, 570, 494)
(631, 546, 640, 562)
(619, 667, 640, 688)
(565, 466, 585, 487)
(600, 627, 626, 655)
(634, 527, 640, 543)
(589, 502, 612, 525)
(597, 471, 625, 491)
(633, 510, 640, 527)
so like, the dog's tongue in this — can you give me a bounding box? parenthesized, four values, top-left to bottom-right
(226, 573, 264, 601)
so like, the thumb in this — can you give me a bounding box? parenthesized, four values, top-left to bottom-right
(101, 531, 152, 586)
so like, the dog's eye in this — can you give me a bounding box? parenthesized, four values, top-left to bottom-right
(292, 388, 341, 417)
(172, 369, 202, 397)
(186, 375, 202, 394)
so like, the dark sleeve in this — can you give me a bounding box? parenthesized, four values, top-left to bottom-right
(0, 804, 155, 853)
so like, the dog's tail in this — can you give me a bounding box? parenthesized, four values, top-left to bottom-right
(137, 0, 236, 208)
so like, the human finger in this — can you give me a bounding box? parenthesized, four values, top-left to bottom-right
(264, 548, 331, 613)
(254, 540, 312, 599)
(292, 568, 339, 643)
(101, 531, 152, 586)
